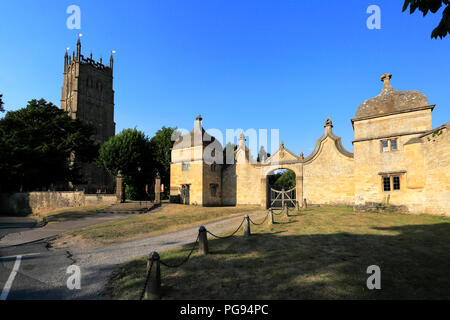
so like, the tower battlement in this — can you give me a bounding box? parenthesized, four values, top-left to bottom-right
(61, 38, 116, 192)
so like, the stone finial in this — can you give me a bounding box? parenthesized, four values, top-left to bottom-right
(194, 114, 203, 130)
(324, 117, 333, 134)
(239, 132, 246, 141)
(299, 152, 304, 159)
(380, 73, 393, 91)
(76, 37, 81, 60)
(280, 140, 284, 148)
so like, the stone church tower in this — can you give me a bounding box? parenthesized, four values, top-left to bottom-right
(61, 38, 116, 192)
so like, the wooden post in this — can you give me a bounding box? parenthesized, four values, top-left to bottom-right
(244, 215, 251, 237)
(284, 205, 289, 217)
(303, 198, 308, 209)
(154, 173, 161, 204)
(116, 171, 125, 203)
(268, 209, 274, 226)
(198, 226, 208, 255)
(145, 251, 161, 300)
(281, 188, 285, 210)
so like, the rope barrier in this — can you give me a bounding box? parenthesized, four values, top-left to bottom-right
(140, 212, 268, 299)
(139, 259, 154, 300)
(248, 211, 269, 226)
(206, 216, 246, 239)
(271, 208, 284, 216)
(159, 234, 200, 268)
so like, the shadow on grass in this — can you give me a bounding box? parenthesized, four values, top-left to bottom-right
(45, 209, 103, 223)
(106, 222, 450, 300)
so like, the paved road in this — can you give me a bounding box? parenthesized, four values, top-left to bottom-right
(0, 213, 138, 248)
(0, 217, 37, 240)
(0, 211, 266, 300)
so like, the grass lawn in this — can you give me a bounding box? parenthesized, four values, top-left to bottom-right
(65, 204, 263, 245)
(33, 204, 111, 223)
(104, 206, 450, 299)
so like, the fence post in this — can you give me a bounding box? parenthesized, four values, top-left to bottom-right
(303, 198, 308, 209)
(198, 226, 208, 255)
(268, 209, 274, 226)
(284, 205, 289, 217)
(244, 215, 251, 237)
(145, 251, 161, 300)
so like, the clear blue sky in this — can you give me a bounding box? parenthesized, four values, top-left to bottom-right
(1, 0, 448, 156)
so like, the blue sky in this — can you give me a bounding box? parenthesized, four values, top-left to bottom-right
(1, 0, 448, 156)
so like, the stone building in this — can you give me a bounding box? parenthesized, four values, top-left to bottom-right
(60, 38, 116, 192)
(170, 74, 449, 215)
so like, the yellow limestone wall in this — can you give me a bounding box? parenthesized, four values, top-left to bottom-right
(422, 127, 450, 215)
(170, 145, 205, 205)
(170, 112, 449, 215)
(303, 137, 354, 205)
(353, 110, 433, 212)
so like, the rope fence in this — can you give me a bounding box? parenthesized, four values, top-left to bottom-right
(139, 208, 288, 300)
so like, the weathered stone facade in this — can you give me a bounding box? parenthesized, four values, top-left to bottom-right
(0, 191, 117, 216)
(60, 38, 115, 192)
(170, 74, 449, 215)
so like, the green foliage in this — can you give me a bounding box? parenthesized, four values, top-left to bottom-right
(269, 170, 296, 190)
(403, 0, 450, 38)
(0, 94, 4, 113)
(150, 126, 178, 199)
(0, 99, 98, 192)
(99, 128, 155, 200)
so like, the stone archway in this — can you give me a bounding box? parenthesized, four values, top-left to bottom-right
(259, 164, 303, 209)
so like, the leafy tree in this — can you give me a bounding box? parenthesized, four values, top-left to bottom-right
(0, 94, 4, 113)
(269, 170, 296, 190)
(403, 0, 450, 38)
(99, 128, 155, 200)
(0, 99, 98, 192)
(150, 126, 178, 199)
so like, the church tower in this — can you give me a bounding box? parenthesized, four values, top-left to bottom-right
(61, 38, 116, 192)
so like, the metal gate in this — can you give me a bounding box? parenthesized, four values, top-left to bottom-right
(270, 187, 297, 208)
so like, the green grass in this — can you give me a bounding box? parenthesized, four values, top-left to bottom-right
(104, 206, 450, 300)
(65, 204, 263, 245)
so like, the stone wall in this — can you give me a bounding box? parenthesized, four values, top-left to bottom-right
(353, 109, 434, 213)
(303, 137, 355, 206)
(422, 125, 450, 215)
(0, 191, 116, 216)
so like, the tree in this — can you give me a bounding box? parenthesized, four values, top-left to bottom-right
(99, 128, 155, 200)
(269, 170, 296, 190)
(0, 99, 98, 192)
(150, 126, 178, 199)
(403, 0, 450, 38)
(0, 94, 4, 113)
